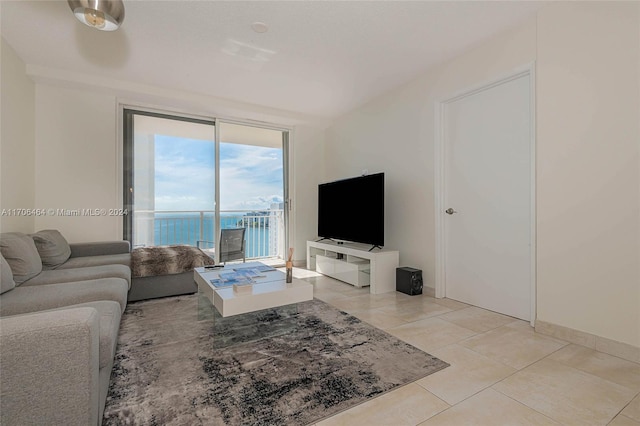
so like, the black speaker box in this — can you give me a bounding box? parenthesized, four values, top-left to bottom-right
(396, 267, 423, 296)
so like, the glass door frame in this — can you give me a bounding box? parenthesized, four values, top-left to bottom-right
(122, 109, 291, 264)
(216, 118, 291, 264)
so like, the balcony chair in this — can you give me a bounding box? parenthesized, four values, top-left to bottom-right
(198, 228, 246, 265)
(219, 227, 246, 265)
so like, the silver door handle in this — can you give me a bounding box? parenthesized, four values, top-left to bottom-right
(445, 208, 457, 215)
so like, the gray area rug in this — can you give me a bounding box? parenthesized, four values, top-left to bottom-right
(103, 294, 449, 425)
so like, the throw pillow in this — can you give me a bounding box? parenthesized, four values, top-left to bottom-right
(0, 253, 16, 294)
(31, 229, 72, 269)
(0, 232, 43, 285)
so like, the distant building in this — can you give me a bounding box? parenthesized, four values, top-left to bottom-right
(269, 202, 285, 259)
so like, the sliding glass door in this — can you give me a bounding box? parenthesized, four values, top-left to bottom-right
(218, 121, 287, 261)
(123, 110, 216, 249)
(123, 110, 289, 264)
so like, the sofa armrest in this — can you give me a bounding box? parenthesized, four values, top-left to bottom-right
(70, 240, 131, 257)
(0, 308, 101, 425)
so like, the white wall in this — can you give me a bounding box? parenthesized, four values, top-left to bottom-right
(326, 18, 537, 291)
(536, 2, 640, 347)
(27, 76, 325, 253)
(1, 38, 35, 233)
(33, 85, 120, 242)
(290, 125, 325, 261)
(326, 3, 640, 347)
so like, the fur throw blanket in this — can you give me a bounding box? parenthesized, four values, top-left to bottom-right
(131, 245, 215, 278)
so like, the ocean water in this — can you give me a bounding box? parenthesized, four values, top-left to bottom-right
(154, 213, 271, 258)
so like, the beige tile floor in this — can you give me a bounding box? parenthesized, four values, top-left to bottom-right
(292, 270, 640, 426)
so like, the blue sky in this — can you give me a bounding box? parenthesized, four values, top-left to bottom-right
(153, 135, 283, 211)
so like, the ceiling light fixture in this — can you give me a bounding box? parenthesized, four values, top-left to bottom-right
(67, 0, 125, 31)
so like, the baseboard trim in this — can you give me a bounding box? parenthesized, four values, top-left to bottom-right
(424, 286, 435, 297)
(535, 320, 640, 364)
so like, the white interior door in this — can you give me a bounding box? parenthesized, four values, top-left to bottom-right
(444, 73, 532, 321)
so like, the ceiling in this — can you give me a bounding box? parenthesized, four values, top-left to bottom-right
(1, 1, 545, 119)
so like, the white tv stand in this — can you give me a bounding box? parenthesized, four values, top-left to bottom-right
(306, 240, 399, 294)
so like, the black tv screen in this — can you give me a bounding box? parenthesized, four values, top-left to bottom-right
(318, 173, 384, 247)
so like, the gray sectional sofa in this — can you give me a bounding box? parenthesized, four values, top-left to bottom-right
(0, 230, 131, 426)
(0, 230, 214, 425)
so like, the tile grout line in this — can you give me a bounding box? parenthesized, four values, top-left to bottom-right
(317, 276, 639, 425)
(490, 385, 561, 424)
(489, 348, 640, 426)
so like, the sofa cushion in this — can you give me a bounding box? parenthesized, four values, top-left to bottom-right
(20, 264, 131, 289)
(0, 253, 16, 294)
(0, 232, 43, 285)
(57, 253, 131, 270)
(30, 230, 71, 269)
(0, 278, 129, 317)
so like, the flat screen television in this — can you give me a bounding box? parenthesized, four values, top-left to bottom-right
(318, 172, 384, 248)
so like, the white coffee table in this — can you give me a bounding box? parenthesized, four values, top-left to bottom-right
(194, 261, 313, 318)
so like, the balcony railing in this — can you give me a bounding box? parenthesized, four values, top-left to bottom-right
(132, 209, 285, 260)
